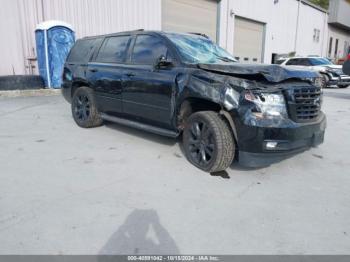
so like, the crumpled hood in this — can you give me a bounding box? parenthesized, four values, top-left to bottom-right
(198, 63, 319, 83)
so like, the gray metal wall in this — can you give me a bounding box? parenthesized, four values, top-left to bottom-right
(329, 0, 350, 30)
(0, 0, 161, 76)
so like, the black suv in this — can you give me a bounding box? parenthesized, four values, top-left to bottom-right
(62, 30, 326, 172)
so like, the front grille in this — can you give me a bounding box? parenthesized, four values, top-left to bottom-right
(287, 87, 322, 122)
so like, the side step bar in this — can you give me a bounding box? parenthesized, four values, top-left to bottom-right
(100, 113, 179, 138)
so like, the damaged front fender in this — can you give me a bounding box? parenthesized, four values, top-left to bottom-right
(176, 68, 255, 111)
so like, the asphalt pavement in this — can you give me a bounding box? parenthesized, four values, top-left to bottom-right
(0, 88, 349, 254)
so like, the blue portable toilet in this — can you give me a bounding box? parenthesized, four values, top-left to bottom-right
(35, 21, 75, 88)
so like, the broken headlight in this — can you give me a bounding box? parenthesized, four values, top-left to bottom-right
(313, 77, 323, 88)
(244, 91, 288, 119)
(302, 77, 323, 88)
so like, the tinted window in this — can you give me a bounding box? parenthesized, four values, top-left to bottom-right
(286, 59, 306, 65)
(276, 59, 285, 65)
(286, 59, 296, 65)
(328, 37, 333, 56)
(335, 39, 339, 56)
(299, 59, 311, 66)
(131, 35, 167, 64)
(96, 36, 130, 63)
(67, 39, 97, 63)
(309, 58, 332, 66)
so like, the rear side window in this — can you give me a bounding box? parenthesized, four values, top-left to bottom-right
(276, 59, 285, 65)
(67, 39, 97, 63)
(286, 59, 302, 65)
(131, 35, 167, 65)
(96, 36, 130, 63)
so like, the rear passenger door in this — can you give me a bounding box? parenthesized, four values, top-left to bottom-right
(87, 35, 131, 115)
(122, 34, 177, 129)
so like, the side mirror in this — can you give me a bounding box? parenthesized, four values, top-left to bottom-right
(343, 59, 350, 75)
(155, 55, 173, 69)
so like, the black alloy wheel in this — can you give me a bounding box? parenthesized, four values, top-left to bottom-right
(71, 86, 103, 128)
(183, 111, 235, 172)
(188, 120, 215, 167)
(74, 94, 91, 122)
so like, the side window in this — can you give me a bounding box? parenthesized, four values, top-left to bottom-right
(96, 36, 130, 63)
(67, 39, 96, 63)
(286, 59, 296, 65)
(131, 35, 167, 65)
(300, 59, 311, 66)
(286, 59, 303, 65)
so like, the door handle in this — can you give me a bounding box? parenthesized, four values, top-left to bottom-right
(125, 72, 135, 77)
(89, 68, 98, 73)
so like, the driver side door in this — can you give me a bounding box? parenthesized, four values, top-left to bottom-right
(122, 34, 177, 129)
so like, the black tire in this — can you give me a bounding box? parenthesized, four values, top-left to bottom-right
(0, 75, 44, 90)
(337, 85, 349, 88)
(320, 74, 328, 89)
(183, 111, 235, 172)
(71, 86, 103, 128)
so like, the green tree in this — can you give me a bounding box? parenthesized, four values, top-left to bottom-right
(309, 0, 329, 9)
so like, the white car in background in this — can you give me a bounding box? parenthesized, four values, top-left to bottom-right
(277, 57, 350, 88)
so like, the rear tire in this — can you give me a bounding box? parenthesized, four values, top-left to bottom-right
(183, 111, 235, 172)
(71, 86, 103, 128)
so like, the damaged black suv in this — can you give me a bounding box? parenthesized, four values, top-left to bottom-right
(62, 30, 326, 172)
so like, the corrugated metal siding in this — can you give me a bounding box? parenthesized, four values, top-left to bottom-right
(0, 0, 161, 75)
(42, 0, 161, 38)
(17, 0, 43, 74)
(0, 0, 26, 75)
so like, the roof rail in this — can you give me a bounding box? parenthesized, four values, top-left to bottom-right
(188, 32, 210, 39)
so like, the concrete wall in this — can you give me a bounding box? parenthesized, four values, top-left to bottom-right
(0, 0, 161, 75)
(218, 0, 328, 63)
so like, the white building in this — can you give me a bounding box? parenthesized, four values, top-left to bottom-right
(0, 0, 348, 76)
(328, 0, 350, 60)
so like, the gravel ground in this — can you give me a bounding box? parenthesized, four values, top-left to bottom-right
(0, 88, 349, 255)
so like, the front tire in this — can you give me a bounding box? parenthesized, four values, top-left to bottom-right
(337, 85, 349, 88)
(320, 74, 329, 89)
(71, 86, 103, 128)
(183, 111, 235, 172)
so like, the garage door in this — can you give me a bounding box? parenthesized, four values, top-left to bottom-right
(233, 17, 265, 63)
(162, 0, 218, 42)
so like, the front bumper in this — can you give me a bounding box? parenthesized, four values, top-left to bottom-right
(234, 112, 327, 167)
(327, 75, 350, 86)
(337, 76, 350, 86)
